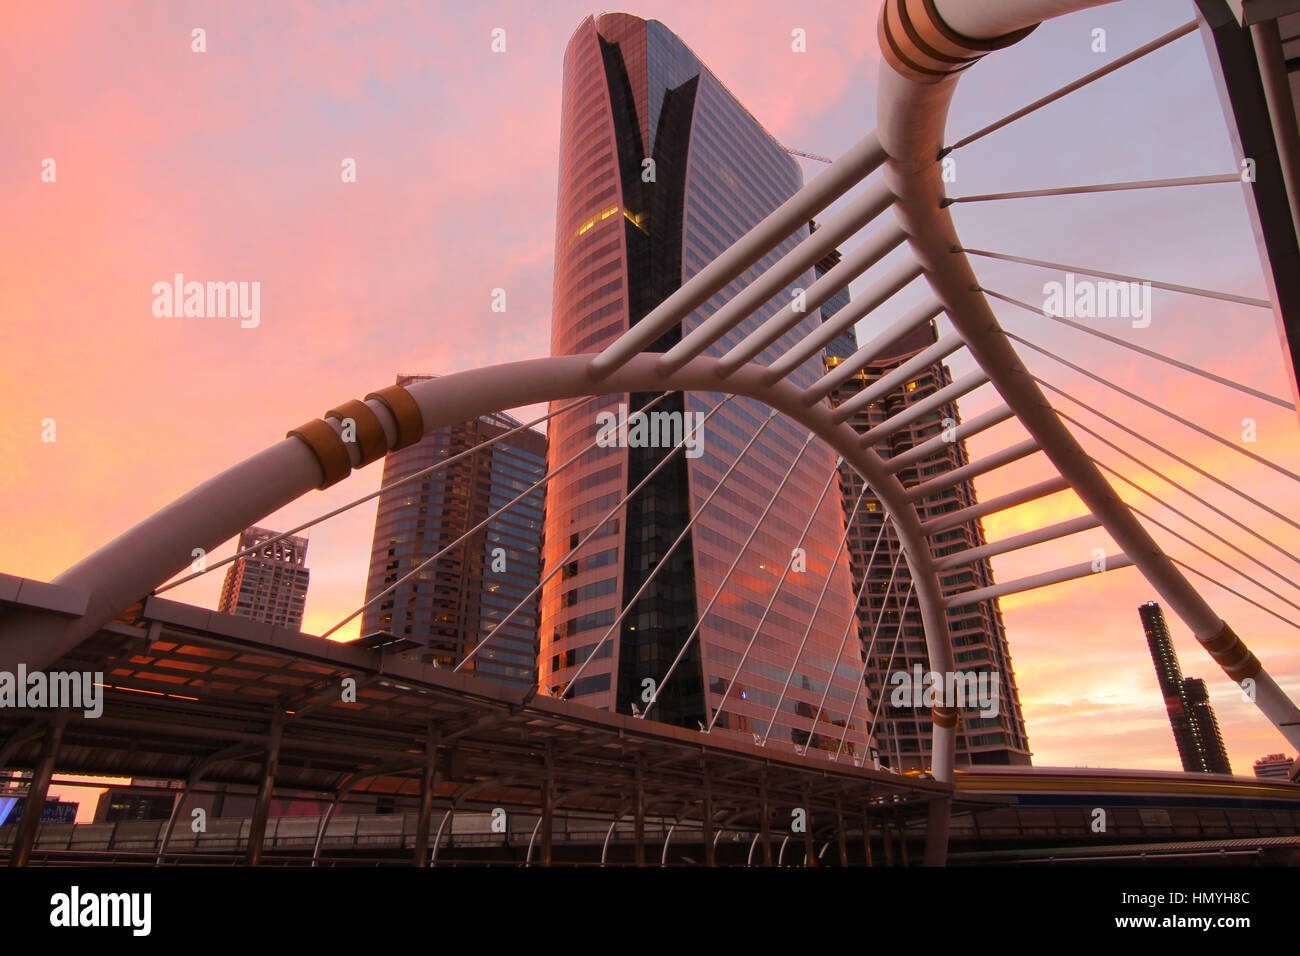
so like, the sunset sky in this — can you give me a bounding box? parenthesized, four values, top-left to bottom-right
(3, 0, 1298, 819)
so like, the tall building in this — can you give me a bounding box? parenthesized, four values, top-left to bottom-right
(361, 375, 547, 690)
(823, 321, 1031, 769)
(1139, 602, 1219, 774)
(1253, 753, 1295, 780)
(217, 527, 310, 629)
(541, 14, 868, 756)
(1182, 677, 1232, 775)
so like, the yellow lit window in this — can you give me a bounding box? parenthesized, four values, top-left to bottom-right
(573, 205, 620, 240)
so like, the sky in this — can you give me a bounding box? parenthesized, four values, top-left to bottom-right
(3, 0, 1299, 818)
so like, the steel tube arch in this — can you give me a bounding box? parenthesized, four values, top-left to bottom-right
(0, 353, 959, 791)
(876, 0, 1300, 751)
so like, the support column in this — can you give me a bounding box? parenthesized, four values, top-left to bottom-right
(244, 710, 283, 866)
(881, 810, 895, 868)
(540, 742, 554, 867)
(701, 757, 715, 867)
(862, 805, 874, 867)
(413, 721, 440, 867)
(8, 714, 66, 868)
(634, 755, 645, 867)
(896, 816, 910, 868)
(800, 782, 815, 866)
(759, 769, 772, 867)
(924, 796, 952, 867)
(835, 799, 849, 867)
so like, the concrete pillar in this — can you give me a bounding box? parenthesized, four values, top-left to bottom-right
(540, 743, 554, 867)
(413, 722, 440, 867)
(800, 782, 815, 866)
(634, 756, 645, 867)
(923, 796, 952, 867)
(862, 806, 875, 867)
(244, 711, 283, 866)
(836, 799, 849, 867)
(701, 758, 715, 867)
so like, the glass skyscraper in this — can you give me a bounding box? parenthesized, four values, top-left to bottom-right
(1139, 601, 1228, 774)
(361, 375, 547, 689)
(542, 14, 868, 756)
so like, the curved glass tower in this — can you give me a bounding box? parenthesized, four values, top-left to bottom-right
(542, 14, 869, 757)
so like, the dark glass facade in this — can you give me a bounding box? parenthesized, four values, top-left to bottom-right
(361, 374, 547, 689)
(542, 14, 867, 756)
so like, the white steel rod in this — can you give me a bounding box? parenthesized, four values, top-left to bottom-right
(903, 438, 1039, 502)
(921, 476, 1071, 535)
(808, 297, 945, 400)
(643, 432, 819, 719)
(590, 132, 888, 377)
(827, 332, 966, 417)
(986, 287, 1292, 408)
(759, 485, 869, 745)
(659, 183, 897, 374)
(323, 394, 676, 639)
(943, 19, 1197, 152)
(558, 395, 736, 698)
(765, 260, 925, 382)
(1008, 331, 1300, 483)
(457, 396, 708, 671)
(943, 555, 1133, 608)
(707, 457, 845, 731)
(716, 223, 908, 376)
(945, 173, 1240, 205)
(884, 405, 1015, 471)
(854, 370, 990, 442)
(156, 394, 600, 594)
(965, 248, 1272, 309)
(933, 514, 1102, 571)
(1042, 378, 1300, 538)
(833, 550, 908, 762)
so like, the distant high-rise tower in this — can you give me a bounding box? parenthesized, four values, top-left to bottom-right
(1139, 602, 1220, 773)
(1253, 753, 1295, 780)
(542, 14, 866, 755)
(361, 374, 547, 690)
(824, 320, 1030, 769)
(217, 527, 310, 629)
(1182, 677, 1232, 774)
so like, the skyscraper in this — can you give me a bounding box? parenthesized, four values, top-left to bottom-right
(1140, 601, 1218, 774)
(824, 322, 1031, 769)
(217, 527, 310, 629)
(361, 374, 547, 689)
(1182, 677, 1232, 775)
(1253, 753, 1295, 780)
(542, 14, 868, 755)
